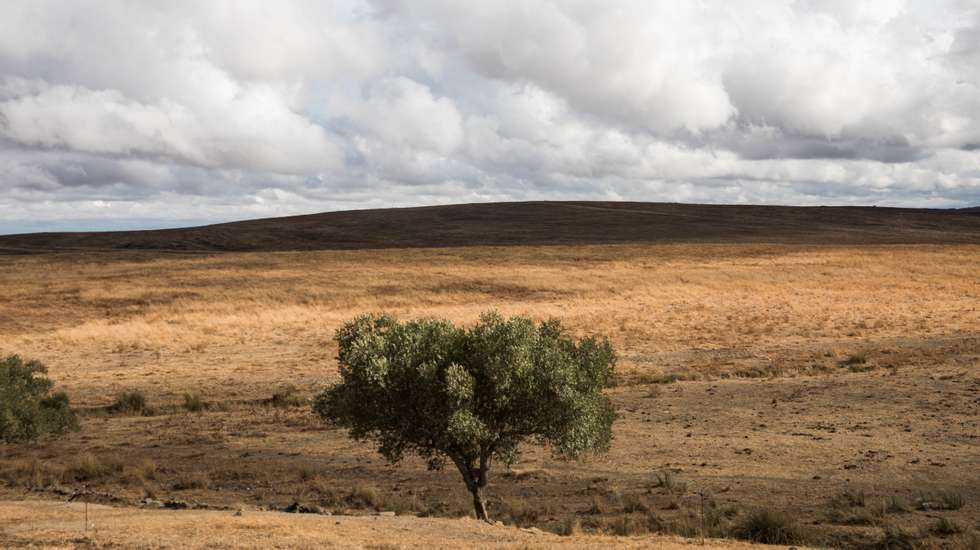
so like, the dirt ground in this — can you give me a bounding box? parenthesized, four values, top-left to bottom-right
(1, 243, 978, 548)
(0, 500, 799, 549)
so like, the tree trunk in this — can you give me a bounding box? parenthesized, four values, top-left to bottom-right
(452, 453, 492, 523)
(471, 486, 489, 522)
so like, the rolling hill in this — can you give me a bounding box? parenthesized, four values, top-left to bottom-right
(2, 201, 980, 254)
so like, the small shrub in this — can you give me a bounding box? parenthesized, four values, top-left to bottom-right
(915, 491, 966, 511)
(123, 458, 158, 483)
(662, 497, 681, 510)
(928, 517, 962, 537)
(67, 453, 122, 482)
(731, 363, 781, 379)
(0, 355, 78, 442)
(876, 524, 921, 549)
(348, 484, 383, 510)
(939, 492, 966, 511)
(496, 495, 539, 526)
(838, 488, 867, 507)
(586, 496, 607, 515)
(295, 465, 317, 482)
(849, 362, 877, 373)
(839, 353, 867, 366)
(559, 514, 582, 536)
(265, 385, 305, 408)
(732, 508, 805, 545)
(109, 391, 153, 415)
(172, 470, 210, 490)
(698, 497, 739, 537)
(884, 495, 909, 514)
(1, 458, 65, 489)
(828, 508, 878, 526)
(637, 369, 699, 385)
(389, 493, 429, 516)
(663, 514, 701, 538)
(608, 513, 649, 536)
(182, 393, 208, 413)
(622, 493, 651, 513)
(652, 470, 687, 495)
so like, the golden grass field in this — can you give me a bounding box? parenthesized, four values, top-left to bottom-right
(1, 243, 979, 548)
(0, 499, 799, 549)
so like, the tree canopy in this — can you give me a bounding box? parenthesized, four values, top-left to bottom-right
(314, 311, 616, 521)
(0, 355, 78, 444)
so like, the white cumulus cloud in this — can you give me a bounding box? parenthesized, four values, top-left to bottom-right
(0, 0, 978, 232)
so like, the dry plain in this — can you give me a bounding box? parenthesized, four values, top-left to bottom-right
(1, 241, 979, 548)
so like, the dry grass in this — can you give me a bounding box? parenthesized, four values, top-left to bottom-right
(1, 244, 977, 406)
(0, 243, 978, 548)
(0, 500, 797, 549)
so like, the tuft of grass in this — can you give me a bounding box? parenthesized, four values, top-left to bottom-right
(621, 493, 651, 513)
(388, 492, 430, 517)
(608, 513, 649, 536)
(636, 369, 700, 385)
(915, 491, 966, 511)
(839, 353, 868, 366)
(875, 524, 921, 549)
(644, 385, 663, 399)
(884, 495, 909, 514)
(730, 363, 781, 379)
(109, 390, 153, 416)
(828, 487, 866, 511)
(927, 517, 963, 537)
(171, 470, 210, 490)
(496, 495, 540, 526)
(66, 452, 122, 482)
(182, 393, 208, 413)
(652, 470, 687, 495)
(732, 508, 805, 545)
(122, 458, 158, 483)
(558, 515, 582, 536)
(585, 496, 608, 515)
(264, 385, 305, 408)
(1, 458, 66, 489)
(347, 484, 384, 510)
(295, 465, 317, 482)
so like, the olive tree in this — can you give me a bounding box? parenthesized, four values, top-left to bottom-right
(314, 311, 616, 522)
(1, 355, 77, 444)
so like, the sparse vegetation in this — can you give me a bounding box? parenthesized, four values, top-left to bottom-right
(265, 385, 305, 408)
(66, 452, 124, 482)
(652, 471, 687, 496)
(495, 495, 542, 526)
(123, 458, 158, 484)
(834, 487, 867, 507)
(884, 495, 909, 514)
(928, 517, 963, 537)
(915, 491, 966, 511)
(1, 244, 978, 547)
(840, 353, 868, 366)
(732, 508, 805, 545)
(0, 355, 77, 443)
(558, 514, 582, 536)
(347, 484, 384, 510)
(1, 458, 65, 489)
(182, 393, 208, 413)
(172, 470, 210, 490)
(109, 390, 153, 416)
(635, 369, 700, 385)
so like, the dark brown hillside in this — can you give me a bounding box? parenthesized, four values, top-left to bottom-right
(2, 201, 980, 254)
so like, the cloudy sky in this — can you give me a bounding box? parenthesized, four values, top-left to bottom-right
(1, 1, 979, 233)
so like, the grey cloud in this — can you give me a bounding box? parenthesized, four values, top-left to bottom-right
(0, 0, 979, 233)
